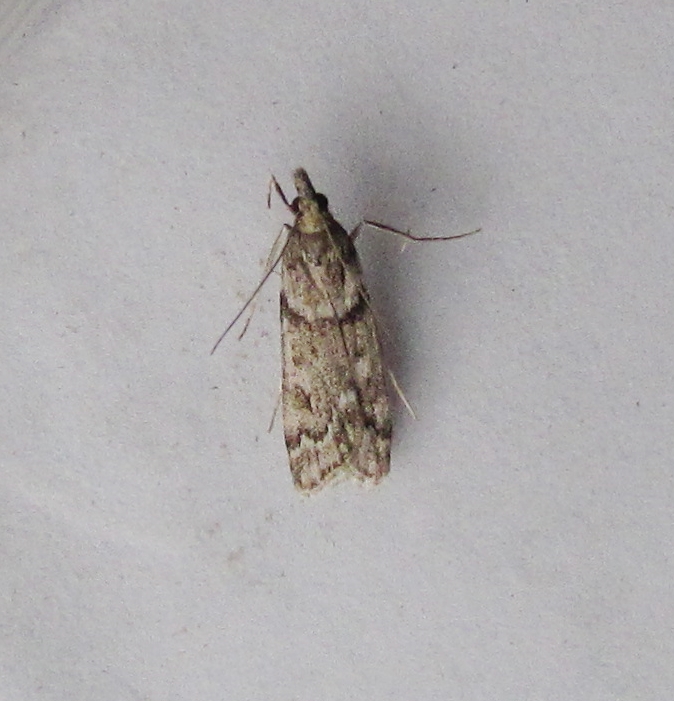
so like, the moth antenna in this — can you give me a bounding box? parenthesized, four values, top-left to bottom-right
(362, 220, 481, 242)
(268, 175, 293, 211)
(210, 225, 290, 355)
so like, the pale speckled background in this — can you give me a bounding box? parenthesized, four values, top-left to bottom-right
(2, 2, 673, 699)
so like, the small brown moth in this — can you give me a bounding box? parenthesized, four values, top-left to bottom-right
(212, 168, 478, 493)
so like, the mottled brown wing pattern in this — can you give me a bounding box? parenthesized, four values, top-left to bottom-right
(280, 172, 391, 492)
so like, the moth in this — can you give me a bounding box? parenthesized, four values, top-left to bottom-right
(212, 168, 478, 493)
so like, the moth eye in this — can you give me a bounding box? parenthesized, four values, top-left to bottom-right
(290, 197, 300, 213)
(315, 193, 329, 211)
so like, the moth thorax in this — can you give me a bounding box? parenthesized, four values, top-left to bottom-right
(298, 199, 328, 234)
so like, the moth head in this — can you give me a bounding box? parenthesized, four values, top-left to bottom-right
(292, 192, 330, 232)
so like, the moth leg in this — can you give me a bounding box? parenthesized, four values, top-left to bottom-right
(268, 383, 282, 433)
(387, 369, 417, 420)
(348, 222, 364, 242)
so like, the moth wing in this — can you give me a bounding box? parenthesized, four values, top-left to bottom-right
(281, 251, 391, 492)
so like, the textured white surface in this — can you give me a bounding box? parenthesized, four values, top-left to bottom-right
(2, 1, 673, 699)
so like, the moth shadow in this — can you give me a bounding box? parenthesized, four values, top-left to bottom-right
(356, 230, 434, 436)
